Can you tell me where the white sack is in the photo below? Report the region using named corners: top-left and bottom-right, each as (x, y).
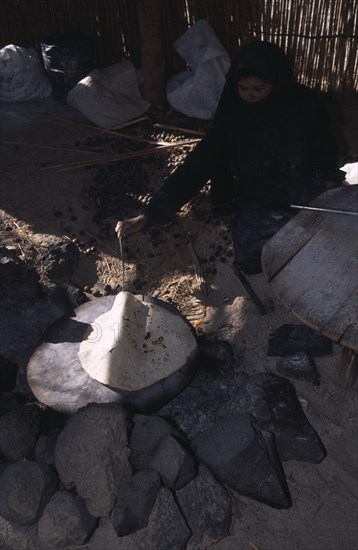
top-left (167, 20), bottom-right (231, 119)
top-left (67, 60), bottom-right (150, 128)
top-left (78, 291), bottom-right (197, 391)
top-left (0, 44), bottom-right (52, 103)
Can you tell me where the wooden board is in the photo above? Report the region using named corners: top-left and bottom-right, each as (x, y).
top-left (262, 186), bottom-right (358, 351)
top-left (262, 186), bottom-right (358, 282)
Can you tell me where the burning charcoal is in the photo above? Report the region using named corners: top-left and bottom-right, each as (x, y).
top-left (220, 373), bottom-right (326, 463)
top-left (267, 324), bottom-right (332, 357)
top-left (112, 470), bottom-right (161, 536)
top-left (192, 414), bottom-right (291, 509)
top-left (276, 351), bottom-right (320, 385)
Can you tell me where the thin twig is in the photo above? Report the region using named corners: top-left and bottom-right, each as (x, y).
top-left (42, 140), bottom-right (199, 172)
top-left (99, 115), bottom-right (148, 133)
top-left (40, 114), bottom-right (161, 145)
top-left (12, 221), bottom-right (41, 254)
top-left (85, 231), bottom-right (118, 255)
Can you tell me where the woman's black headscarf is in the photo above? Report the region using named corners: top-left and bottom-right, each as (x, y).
top-left (234, 41), bottom-right (294, 93)
top-left (214, 41), bottom-right (296, 120)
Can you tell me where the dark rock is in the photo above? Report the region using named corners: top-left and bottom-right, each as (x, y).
top-left (149, 434), bottom-right (197, 490)
top-left (54, 403), bottom-right (132, 517)
top-left (41, 240), bottom-right (79, 282)
top-left (112, 470), bottom-right (161, 536)
top-left (192, 413), bottom-right (291, 509)
top-left (0, 391), bottom-right (21, 415)
top-left (38, 490), bottom-right (97, 549)
top-left (0, 286), bottom-right (75, 367)
top-left (0, 404), bottom-right (41, 461)
top-left (176, 464), bottom-right (232, 547)
top-left (0, 460), bottom-right (58, 526)
top-left (267, 324), bottom-right (332, 357)
top-left (276, 351), bottom-right (320, 385)
top-left (129, 414), bottom-right (185, 470)
top-left (220, 373), bottom-right (326, 463)
top-left (157, 336), bottom-right (240, 440)
top-left (197, 334), bottom-right (235, 370)
top-left (0, 248), bottom-right (42, 310)
top-left (0, 355), bottom-right (18, 394)
top-left (35, 432), bottom-right (60, 465)
top-left (88, 488), bottom-right (191, 550)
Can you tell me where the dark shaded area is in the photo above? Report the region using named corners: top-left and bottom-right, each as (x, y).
top-left (267, 324), bottom-right (333, 357)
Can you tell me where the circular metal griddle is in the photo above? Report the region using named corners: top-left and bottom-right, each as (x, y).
top-left (27, 295), bottom-right (199, 415)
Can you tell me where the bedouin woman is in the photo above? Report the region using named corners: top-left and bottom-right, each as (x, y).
top-left (115, 41), bottom-right (345, 274)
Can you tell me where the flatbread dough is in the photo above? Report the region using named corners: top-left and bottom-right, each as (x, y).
top-left (78, 292), bottom-right (197, 391)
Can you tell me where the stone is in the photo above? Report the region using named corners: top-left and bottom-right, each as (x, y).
top-left (35, 432), bottom-right (60, 465)
top-left (220, 373), bottom-right (326, 463)
top-left (129, 414), bottom-right (186, 470)
top-left (149, 434), bottom-right (197, 490)
top-left (276, 351), bottom-right (320, 385)
top-left (192, 413), bottom-right (291, 509)
top-left (88, 488), bottom-right (191, 550)
top-left (197, 334), bottom-right (235, 370)
top-left (157, 336), bottom-right (240, 440)
top-left (0, 287), bottom-right (75, 369)
top-left (0, 355), bottom-right (18, 394)
top-left (37, 490), bottom-right (97, 549)
top-left (0, 248), bottom-right (42, 310)
top-left (0, 392), bottom-right (22, 415)
top-left (41, 240), bottom-right (79, 282)
top-left (267, 324), bottom-right (332, 357)
top-left (0, 460), bottom-right (58, 526)
top-left (54, 403), bottom-right (132, 517)
top-left (176, 464), bottom-right (232, 547)
top-left (112, 470), bottom-right (161, 536)
top-left (0, 404), bottom-right (41, 461)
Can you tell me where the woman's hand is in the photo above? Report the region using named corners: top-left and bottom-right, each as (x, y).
top-left (115, 214), bottom-right (148, 238)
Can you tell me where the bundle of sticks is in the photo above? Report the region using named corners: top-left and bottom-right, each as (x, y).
top-left (0, 116), bottom-right (205, 172)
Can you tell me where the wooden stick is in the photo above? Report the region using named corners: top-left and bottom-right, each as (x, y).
top-left (232, 263), bottom-right (267, 315)
top-left (42, 140), bottom-right (199, 171)
top-left (186, 233), bottom-right (208, 297)
top-left (154, 123), bottom-right (206, 136)
top-left (99, 116), bottom-right (148, 133)
top-left (41, 114), bottom-right (157, 144)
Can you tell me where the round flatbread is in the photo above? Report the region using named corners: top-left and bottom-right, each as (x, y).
top-left (78, 291), bottom-right (197, 391)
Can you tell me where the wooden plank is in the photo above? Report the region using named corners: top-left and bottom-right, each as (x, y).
top-left (269, 207), bottom-right (358, 341)
top-left (262, 186), bottom-right (358, 282)
top-left (321, 292), bottom-right (358, 344)
top-left (337, 348), bottom-right (358, 388)
top-left (341, 318), bottom-right (358, 352)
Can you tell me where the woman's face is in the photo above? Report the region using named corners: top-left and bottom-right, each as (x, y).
top-left (237, 76), bottom-right (273, 103)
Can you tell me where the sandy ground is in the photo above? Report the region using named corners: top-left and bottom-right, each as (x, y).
top-left (0, 97), bottom-right (357, 550)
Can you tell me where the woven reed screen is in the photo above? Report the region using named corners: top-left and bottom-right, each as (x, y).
top-left (1, 0), bottom-right (357, 97)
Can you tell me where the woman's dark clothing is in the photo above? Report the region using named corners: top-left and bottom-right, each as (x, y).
top-left (143, 42), bottom-right (345, 273)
